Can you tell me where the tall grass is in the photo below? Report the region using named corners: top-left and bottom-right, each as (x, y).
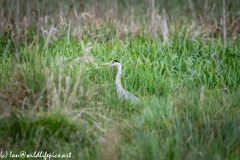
top-left (0, 0), bottom-right (240, 160)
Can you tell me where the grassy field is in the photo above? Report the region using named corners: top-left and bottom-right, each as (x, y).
top-left (0, 0), bottom-right (240, 160)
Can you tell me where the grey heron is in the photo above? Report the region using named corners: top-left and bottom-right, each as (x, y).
top-left (101, 60), bottom-right (139, 102)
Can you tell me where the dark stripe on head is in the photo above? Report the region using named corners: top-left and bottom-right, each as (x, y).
top-left (112, 60), bottom-right (119, 63)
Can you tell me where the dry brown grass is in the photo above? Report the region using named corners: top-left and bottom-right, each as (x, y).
top-left (1, 0), bottom-right (239, 43)
top-left (99, 128), bottom-right (122, 160)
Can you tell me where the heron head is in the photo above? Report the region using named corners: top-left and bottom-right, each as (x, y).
top-left (101, 60), bottom-right (120, 67)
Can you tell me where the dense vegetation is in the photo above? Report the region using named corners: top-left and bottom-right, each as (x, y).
top-left (0, 0), bottom-right (240, 159)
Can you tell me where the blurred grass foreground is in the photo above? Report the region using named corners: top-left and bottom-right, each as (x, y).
top-left (0, 0), bottom-right (240, 160)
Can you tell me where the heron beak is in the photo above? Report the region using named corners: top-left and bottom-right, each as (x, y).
top-left (101, 62), bottom-right (112, 66)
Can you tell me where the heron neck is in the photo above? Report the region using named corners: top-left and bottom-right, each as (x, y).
top-left (116, 64), bottom-right (123, 92)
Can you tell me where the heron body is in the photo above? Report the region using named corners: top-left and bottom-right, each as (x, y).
top-left (101, 60), bottom-right (139, 102)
